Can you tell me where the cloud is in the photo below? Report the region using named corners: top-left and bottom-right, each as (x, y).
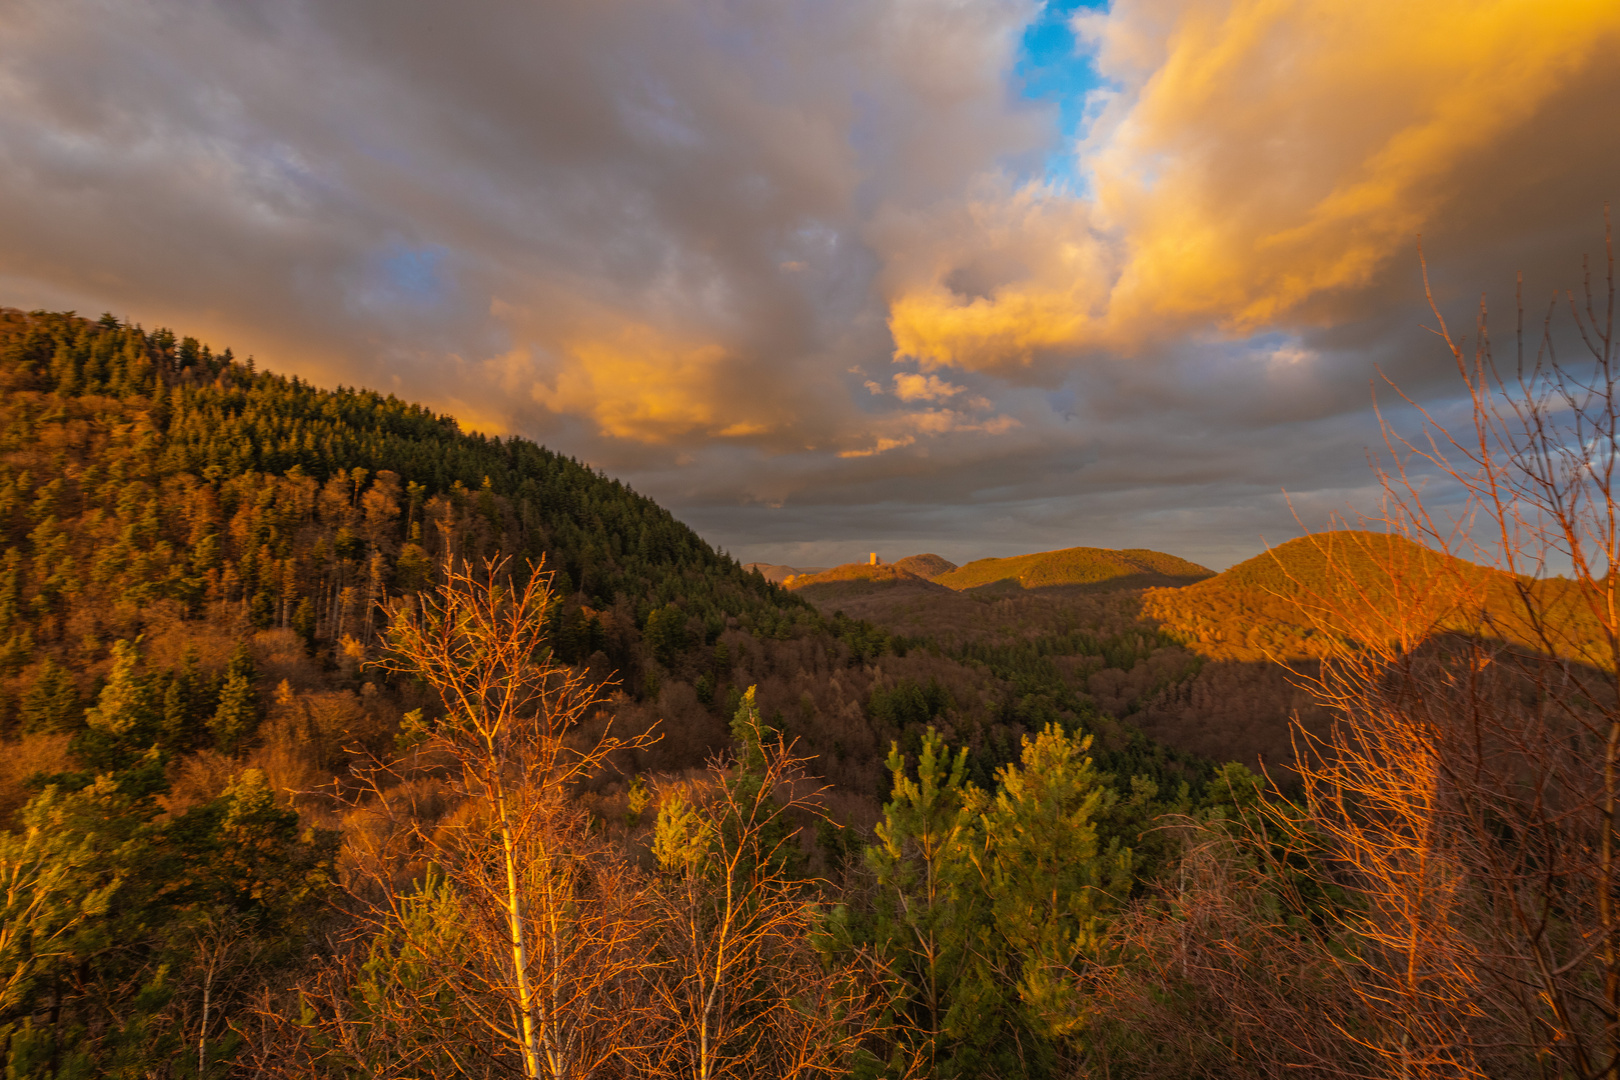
top-left (836, 405), bottom-right (1021, 457)
top-left (862, 371), bottom-right (966, 402)
top-left (884, 0), bottom-right (1620, 371)
top-left (894, 372), bottom-right (957, 401)
top-left (531, 324), bottom-right (735, 443)
top-left (839, 436), bottom-right (916, 459)
top-left (0, 0), bottom-right (1615, 569)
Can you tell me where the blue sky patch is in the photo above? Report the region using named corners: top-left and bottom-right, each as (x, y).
top-left (1013, 0), bottom-right (1110, 189)
top-left (376, 244), bottom-right (449, 307)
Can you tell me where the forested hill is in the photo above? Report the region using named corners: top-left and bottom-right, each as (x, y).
top-left (0, 307), bottom-right (1242, 1077)
top-left (0, 306), bottom-right (1210, 795)
top-left (934, 545), bottom-right (1213, 593)
top-left (0, 307), bottom-right (796, 675)
top-left (1142, 531), bottom-right (1606, 665)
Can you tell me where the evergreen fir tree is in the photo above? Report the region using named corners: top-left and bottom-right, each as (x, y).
top-left (83, 639), bottom-right (156, 740)
top-left (209, 644), bottom-right (259, 753)
top-left (20, 659), bottom-right (81, 734)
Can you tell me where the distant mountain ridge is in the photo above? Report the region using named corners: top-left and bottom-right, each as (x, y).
top-left (746, 554), bottom-right (956, 585)
top-left (780, 561), bottom-right (948, 601)
top-left (1144, 532), bottom-right (1466, 662)
top-left (933, 546), bottom-right (1214, 593)
top-left (780, 545), bottom-right (1211, 598)
top-left (893, 553), bottom-right (957, 577)
top-left (742, 562), bottom-right (829, 584)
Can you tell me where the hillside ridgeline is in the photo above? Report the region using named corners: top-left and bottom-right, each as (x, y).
top-left (741, 561), bottom-right (828, 583)
top-left (1143, 531), bottom-right (1605, 665)
top-left (893, 552), bottom-right (957, 577)
top-left (794, 536), bottom-right (1569, 776)
top-left (748, 554), bottom-right (954, 587)
top-left (783, 560), bottom-right (952, 600)
top-left (934, 545), bottom-right (1214, 593)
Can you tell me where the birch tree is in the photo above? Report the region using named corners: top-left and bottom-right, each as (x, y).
top-left (337, 555), bottom-right (657, 1080)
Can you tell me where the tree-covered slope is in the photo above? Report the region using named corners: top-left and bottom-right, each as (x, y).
top-left (1142, 532), bottom-right (1489, 662)
top-left (0, 308), bottom-right (801, 691)
top-left (1142, 531), bottom-right (1606, 665)
top-left (0, 309), bottom-right (1245, 1078)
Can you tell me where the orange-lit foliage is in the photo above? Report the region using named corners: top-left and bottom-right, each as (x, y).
top-left (1197, 228), bottom-right (1620, 1076)
top-left (784, 562), bottom-right (949, 604)
top-left (1143, 530), bottom-right (1608, 666)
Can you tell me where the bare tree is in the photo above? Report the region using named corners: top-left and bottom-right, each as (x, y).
top-left (1275, 217), bottom-right (1620, 1078)
top-left (265, 556), bottom-right (659, 1080)
top-left (645, 688), bottom-right (884, 1080)
top-left (1085, 800), bottom-right (1380, 1080)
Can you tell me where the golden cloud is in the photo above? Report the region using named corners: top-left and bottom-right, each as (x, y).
top-left (531, 323), bottom-right (745, 443)
top-left (837, 407), bottom-right (1021, 457)
top-left (838, 435), bottom-right (917, 459)
top-left (888, 0), bottom-right (1620, 371)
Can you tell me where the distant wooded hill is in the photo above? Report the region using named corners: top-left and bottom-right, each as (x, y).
top-left (743, 553), bottom-right (959, 585)
top-left (1143, 531), bottom-right (1606, 666)
top-left (936, 546), bottom-right (1213, 592)
top-left (781, 561), bottom-right (948, 600)
top-left (893, 553), bottom-right (957, 577)
top-left (783, 544), bottom-right (1212, 599)
top-left (741, 562), bottom-right (829, 584)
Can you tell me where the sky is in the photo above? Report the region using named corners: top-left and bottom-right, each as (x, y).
top-left (2, 0), bottom-right (1618, 571)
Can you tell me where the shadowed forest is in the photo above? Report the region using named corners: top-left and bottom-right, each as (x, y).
top-left (5, 292), bottom-right (1620, 1079)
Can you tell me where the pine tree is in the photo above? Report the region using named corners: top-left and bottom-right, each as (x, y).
top-left (84, 639), bottom-right (158, 739)
top-left (292, 596), bottom-right (316, 648)
top-left (160, 649), bottom-right (210, 750)
top-left (20, 660), bottom-right (81, 734)
top-left (866, 727), bottom-right (983, 1075)
top-left (978, 725), bottom-right (1129, 1050)
top-left (864, 724), bottom-right (1130, 1077)
top-left (643, 603), bottom-right (687, 666)
top-left (209, 644), bottom-right (259, 753)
